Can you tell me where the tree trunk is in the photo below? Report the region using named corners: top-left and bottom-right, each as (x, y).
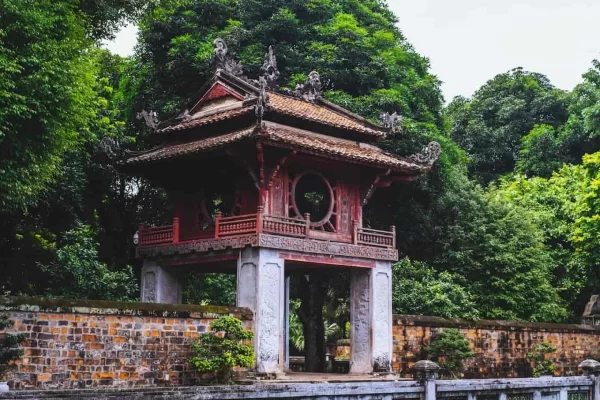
top-left (297, 271), bottom-right (329, 373)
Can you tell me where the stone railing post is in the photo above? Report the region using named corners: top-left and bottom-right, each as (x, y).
top-left (412, 360), bottom-right (440, 400)
top-left (579, 359), bottom-right (600, 400)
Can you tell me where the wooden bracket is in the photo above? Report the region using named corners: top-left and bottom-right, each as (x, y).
top-left (267, 150), bottom-right (297, 189)
top-left (361, 168), bottom-right (391, 206)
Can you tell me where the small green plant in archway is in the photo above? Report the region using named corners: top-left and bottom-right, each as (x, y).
top-left (426, 328), bottom-right (474, 378)
top-left (189, 316), bottom-right (254, 384)
top-left (527, 342), bottom-right (557, 377)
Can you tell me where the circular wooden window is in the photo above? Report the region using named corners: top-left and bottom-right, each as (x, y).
top-left (291, 171), bottom-right (334, 228)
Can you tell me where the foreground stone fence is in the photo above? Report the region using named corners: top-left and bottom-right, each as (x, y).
top-left (0, 297), bottom-right (253, 390)
top-left (1, 360), bottom-right (599, 400)
top-left (393, 315), bottom-right (600, 378)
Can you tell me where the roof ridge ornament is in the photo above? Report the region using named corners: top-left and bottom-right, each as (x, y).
top-left (255, 76), bottom-right (270, 122)
top-left (294, 71), bottom-right (322, 102)
top-left (214, 38), bottom-right (244, 77)
top-left (380, 112), bottom-right (403, 135)
top-left (261, 45), bottom-right (280, 90)
top-left (409, 141), bottom-right (441, 165)
top-left (136, 110), bottom-right (159, 131)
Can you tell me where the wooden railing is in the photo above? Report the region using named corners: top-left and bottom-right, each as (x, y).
top-left (263, 214), bottom-right (310, 238)
top-left (138, 223), bottom-right (174, 246)
top-left (215, 212), bottom-right (258, 238)
top-left (353, 223), bottom-right (395, 249)
top-left (138, 211), bottom-right (396, 250)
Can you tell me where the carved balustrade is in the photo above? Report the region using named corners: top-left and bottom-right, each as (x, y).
top-left (354, 225), bottom-right (395, 249)
top-left (215, 212), bottom-right (258, 238)
top-left (138, 224), bottom-right (174, 246)
top-left (262, 214), bottom-right (310, 238)
top-left (137, 211), bottom-right (396, 251)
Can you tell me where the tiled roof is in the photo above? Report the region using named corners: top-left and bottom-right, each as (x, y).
top-left (156, 106), bottom-right (254, 134)
top-left (124, 128), bottom-right (254, 164)
top-left (260, 125), bottom-right (426, 173)
top-left (155, 93), bottom-right (386, 138)
top-left (125, 124), bottom-right (425, 173)
top-left (268, 93), bottom-right (385, 137)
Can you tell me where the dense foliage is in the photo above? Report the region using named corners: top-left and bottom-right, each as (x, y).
top-left (189, 316), bottom-right (254, 383)
top-left (426, 329), bottom-right (473, 378)
top-left (1, 0), bottom-right (600, 330)
top-left (526, 342), bottom-right (557, 377)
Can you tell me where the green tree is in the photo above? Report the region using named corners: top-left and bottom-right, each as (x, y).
top-left (447, 68), bottom-right (569, 183)
top-left (392, 258), bottom-right (479, 319)
top-left (40, 222), bottom-right (138, 301)
top-left (517, 124), bottom-right (563, 177)
top-left (426, 328), bottom-right (473, 378)
top-left (183, 273), bottom-right (236, 306)
top-left (494, 153), bottom-right (600, 319)
top-left (432, 171), bottom-right (568, 322)
top-left (189, 316), bottom-right (254, 383)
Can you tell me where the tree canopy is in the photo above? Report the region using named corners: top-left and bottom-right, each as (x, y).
top-left (1, 0), bottom-right (600, 328)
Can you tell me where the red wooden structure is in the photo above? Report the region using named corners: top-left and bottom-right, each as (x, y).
top-left (123, 42), bottom-right (439, 267)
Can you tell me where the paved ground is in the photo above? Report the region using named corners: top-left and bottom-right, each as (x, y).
top-left (241, 371), bottom-right (411, 384)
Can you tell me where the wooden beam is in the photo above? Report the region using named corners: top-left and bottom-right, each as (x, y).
top-left (267, 150), bottom-right (297, 189)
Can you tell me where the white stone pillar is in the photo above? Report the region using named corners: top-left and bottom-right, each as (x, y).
top-left (350, 268), bottom-right (372, 373)
top-left (237, 248), bottom-right (285, 374)
top-left (350, 261), bottom-right (393, 373)
top-left (140, 260), bottom-right (182, 304)
top-left (372, 261), bottom-right (393, 372)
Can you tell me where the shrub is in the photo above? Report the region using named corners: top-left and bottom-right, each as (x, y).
top-left (0, 315), bottom-right (26, 381)
top-left (527, 342), bottom-right (557, 377)
top-left (426, 328), bottom-right (474, 378)
top-left (189, 316), bottom-right (254, 383)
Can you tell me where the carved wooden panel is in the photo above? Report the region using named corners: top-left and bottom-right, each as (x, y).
top-left (270, 173), bottom-right (286, 217)
top-left (340, 183), bottom-right (352, 235)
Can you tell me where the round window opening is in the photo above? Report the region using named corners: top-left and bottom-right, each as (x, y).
top-left (292, 171), bottom-right (334, 226)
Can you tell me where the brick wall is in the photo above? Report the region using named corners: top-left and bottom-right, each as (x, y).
top-left (0, 297), bottom-right (253, 389)
top-left (392, 315), bottom-right (600, 378)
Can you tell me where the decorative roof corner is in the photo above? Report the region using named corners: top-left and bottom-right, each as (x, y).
top-left (409, 141), bottom-right (441, 165)
top-left (255, 76), bottom-right (270, 121)
top-left (261, 45), bottom-right (280, 90)
top-left (214, 38), bottom-right (244, 77)
top-left (294, 71), bottom-right (322, 102)
top-left (380, 112), bottom-right (403, 135)
top-left (136, 110), bottom-right (159, 131)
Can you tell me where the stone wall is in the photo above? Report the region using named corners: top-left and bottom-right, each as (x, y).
top-left (0, 297), bottom-right (253, 389)
top-left (392, 314), bottom-right (600, 378)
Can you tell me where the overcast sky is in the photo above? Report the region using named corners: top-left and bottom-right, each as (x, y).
top-left (104, 0), bottom-right (600, 102)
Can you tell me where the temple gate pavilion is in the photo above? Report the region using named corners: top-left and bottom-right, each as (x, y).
top-left (122, 39), bottom-right (440, 375)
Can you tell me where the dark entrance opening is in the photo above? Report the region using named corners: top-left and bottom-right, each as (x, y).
top-left (287, 268), bottom-right (350, 373)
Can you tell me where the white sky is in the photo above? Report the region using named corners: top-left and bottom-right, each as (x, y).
top-left (105, 0), bottom-right (600, 101)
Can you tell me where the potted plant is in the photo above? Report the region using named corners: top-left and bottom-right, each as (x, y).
top-left (188, 316), bottom-right (254, 384)
top-left (426, 328), bottom-right (474, 379)
top-left (0, 315), bottom-right (25, 392)
top-left (527, 342), bottom-right (557, 377)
